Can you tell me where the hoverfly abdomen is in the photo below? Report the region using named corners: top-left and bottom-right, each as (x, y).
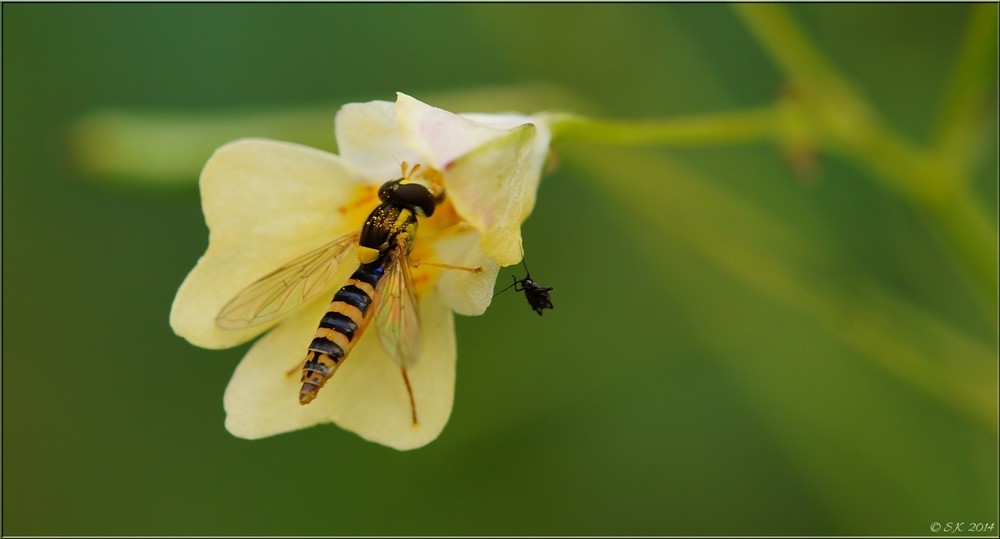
top-left (296, 171), bottom-right (435, 406)
top-left (299, 263), bottom-right (385, 405)
top-left (319, 311), bottom-right (359, 340)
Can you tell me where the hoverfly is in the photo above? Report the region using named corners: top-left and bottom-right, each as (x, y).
top-left (215, 164), bottom-right (468, 425)
top-left (495, 256), bottom-right (553, 316)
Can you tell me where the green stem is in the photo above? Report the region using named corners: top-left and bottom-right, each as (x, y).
top-left (569, 145), bottom-right (998, 432)
top-left (731, 4), bottom-right (851, 91)
top-left (922, 187), bottom-right (1000, 313)
top-left (730, 3), bottom-right (999, 313)
top-left (934, 4), bottom-right (999, 178)
top-left (543, 108), bottom-right (780, 147)
top-left (70, 105), bottom-right (342, 186)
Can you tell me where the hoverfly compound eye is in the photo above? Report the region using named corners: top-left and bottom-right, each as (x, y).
top-left (378, 179), bottom-right (403, 203)
top-left (394, 183), bottom-right (436, 217)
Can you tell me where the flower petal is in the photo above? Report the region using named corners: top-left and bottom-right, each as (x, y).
top-left (397, 92), bottom-right (534, 173)
top-left (223, 288), bottom-right (456, 451)
top-left (170, 138), bottom-right (366, 350)
top-left (442, 124), bottom-right (537, 267)
top-left (335, 100), bottom-right (421, 182)
top-left (461, 112), bottom-right (552, 221)
top-left (222, 291), bottom-right (353, 438)
top-left (431, 228), bottom-right (501, 316)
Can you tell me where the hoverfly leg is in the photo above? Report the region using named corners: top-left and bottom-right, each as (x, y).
top-left (284, 358), bottom-right (306, 378)
top-left (401, 367), bottom-right (419, 427)
top-left (419, 222), bottom-right (471, 244)
top-left (410, 259), bottom-right (483, 273)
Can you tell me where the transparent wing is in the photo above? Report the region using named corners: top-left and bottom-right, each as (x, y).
top-left (374, 243), bottom-right (422, 368)
top-left (216, 233), bottom-right (358, 329)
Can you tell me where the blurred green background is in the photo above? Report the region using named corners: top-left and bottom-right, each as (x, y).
top-left (3, 4), bottom-right (997, 536)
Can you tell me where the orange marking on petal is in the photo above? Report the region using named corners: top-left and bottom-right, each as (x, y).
top-left (337, 184), bottom-right (379, 223)
top-left (412, 273), bottom-right (430, 287)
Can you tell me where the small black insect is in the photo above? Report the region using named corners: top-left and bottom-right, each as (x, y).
top-left (495, 257), bottom-right (554, 316)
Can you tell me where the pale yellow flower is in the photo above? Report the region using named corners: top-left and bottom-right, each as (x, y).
top-left (170, 93), bottom-right (551, 450)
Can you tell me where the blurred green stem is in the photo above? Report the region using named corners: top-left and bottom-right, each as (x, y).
top-left (934, 3), bottom-right (999, 177)
top-left (544, 108), bottom-right (779, 146)
top-left (568, 145), bottom-right (999, 433)
top-left (548, 5), bottom-right (998, 314)
top-left (734, 3), bottom-right (998, 314)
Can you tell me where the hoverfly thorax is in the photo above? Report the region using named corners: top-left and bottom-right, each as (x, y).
top-left (359, 177), bottom-right (438, 262)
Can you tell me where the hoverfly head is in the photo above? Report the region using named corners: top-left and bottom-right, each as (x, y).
top-left (379, 161), bottom-right (438, 216)
top-left (393, 183), bottom-right (437, 217)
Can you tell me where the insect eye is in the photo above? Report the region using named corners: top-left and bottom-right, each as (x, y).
top-left (378, 179), bottom-right (402, 202)
top-left (394, 183), bottom-right (436, 217)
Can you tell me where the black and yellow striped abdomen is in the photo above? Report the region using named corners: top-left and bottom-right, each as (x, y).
top-left (297, 179), bottom-right (424, 405)
top-left (299, 262), bottom-right (386, 404)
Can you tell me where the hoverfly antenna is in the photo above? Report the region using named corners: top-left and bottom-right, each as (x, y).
top-left (398, 162), bottom-right (422, 185)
